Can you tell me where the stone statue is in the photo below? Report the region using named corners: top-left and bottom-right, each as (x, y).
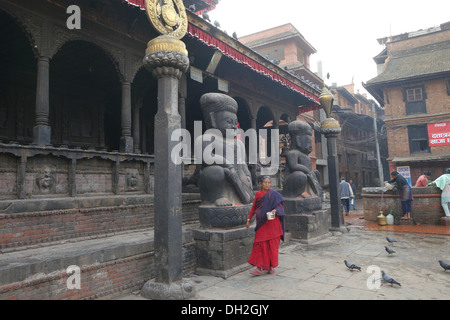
top-left (283, 120), bottom-right (322, 203)
top-left (195, 93), bottom-right (254, 227)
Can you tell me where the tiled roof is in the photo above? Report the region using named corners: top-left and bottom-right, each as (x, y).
top-left (366, 40), bottom-right (450, 85)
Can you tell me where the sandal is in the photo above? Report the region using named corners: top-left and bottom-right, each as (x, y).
top-left (250, 269), bottom-right (263, 276)
top-left (269, 267), bottom-right (275, 274)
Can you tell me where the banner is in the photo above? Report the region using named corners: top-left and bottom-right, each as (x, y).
top-left (428, 122), bottom-right (450, 147)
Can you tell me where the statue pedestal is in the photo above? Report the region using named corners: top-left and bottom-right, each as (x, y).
top-left (193, 226), bottom-right (254, 278)
top-left (284, 198), bottom-right (331, 243)
top-left (198, 204), bottom-right (251, 228)
top-left (283, 197), bottom-right (322, 213)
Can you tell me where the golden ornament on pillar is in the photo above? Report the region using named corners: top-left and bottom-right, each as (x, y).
top-left (319, 86), bottom-right (334, 118)
top-left (145, 0), bottom-right (188, 39)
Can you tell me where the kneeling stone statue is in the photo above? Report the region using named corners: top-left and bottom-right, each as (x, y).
top-left (283, 120), bottom-right (322, 211)
top-left (195, 93), bottom-right (254, 228)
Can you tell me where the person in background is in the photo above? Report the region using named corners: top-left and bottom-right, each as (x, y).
top-left (340, 177), bottom-right (354, 216)
top-left (246, 175), bottom-right (285, 275)
top-left (431, 168), bottom-right (450, 219)
top-left (415, 171), bottom-right (431, 187)
top-left (349, 179), bottom-right (357, 210)
top-left (386, 170), bottom-right (413, 220)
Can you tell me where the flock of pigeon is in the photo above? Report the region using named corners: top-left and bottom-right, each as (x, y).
top-left (344, 236), bottom-right (450, 287)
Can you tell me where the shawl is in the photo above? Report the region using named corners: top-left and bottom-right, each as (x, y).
top-left (255, 188), bottom-right (285, 241)
top-left (435, 174), bottom-right (450, 191)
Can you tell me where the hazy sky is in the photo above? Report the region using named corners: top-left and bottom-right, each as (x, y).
top-left (207, 0), bottom-right (450, 98)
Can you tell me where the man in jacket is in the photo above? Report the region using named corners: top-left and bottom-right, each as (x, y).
top-left (340, 177), bottom-right (354, 216)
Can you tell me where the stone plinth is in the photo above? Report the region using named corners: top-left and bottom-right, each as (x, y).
top-left (141, 279), bottom-right (195, 300)
top-left (284, 208), bottom-right (331, 243)
top-left (193, 226), bottom-right (254, 278)
top-left (283, 198), bottom-right (322, 214)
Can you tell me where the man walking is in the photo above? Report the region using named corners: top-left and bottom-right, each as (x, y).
top-left (340, 177), bottom-right (354, 216)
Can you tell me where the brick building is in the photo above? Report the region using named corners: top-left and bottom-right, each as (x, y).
top-left (364, 21), bottom-right (450, 183)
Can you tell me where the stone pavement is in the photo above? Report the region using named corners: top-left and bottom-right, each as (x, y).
top-left (119, 226), bottom-right (450, 300)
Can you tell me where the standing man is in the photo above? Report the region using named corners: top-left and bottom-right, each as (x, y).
top-left (349, 179), bottom-right (357, 210)
top-left (340, 177), bottom-right (354, 216)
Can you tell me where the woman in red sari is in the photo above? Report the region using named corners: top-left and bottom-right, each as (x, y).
top-left (246, 175), bottom-right (285, 276)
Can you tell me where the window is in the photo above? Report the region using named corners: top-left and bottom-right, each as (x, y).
top-left (404, 86), bottom-right (426, 115)
top-left (406, 87), bottom-right (423, 102)
top-left (408, 125), bottom-right (430, 154)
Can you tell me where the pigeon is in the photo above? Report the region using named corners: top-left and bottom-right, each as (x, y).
top-left (438, 260), bottom-right (450, 272)
top-left (214, 20), bottom-right (221, 28)
top-left (202, 12), bottom-right (211, 22)
top-left (385, 246), bottom-right (396, 255)
top-left (386, 236), bottom-right (397, 245)
top-left (381, 270), bottom-right (401, 286)
top-left (232, 32), bottom-right (238, 40)
top-left (188, 4), bottom-right (196, 12)
top-left (344, 260), bottom-right (361, 271)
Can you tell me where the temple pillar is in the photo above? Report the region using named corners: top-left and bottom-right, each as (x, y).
top-left (120, 81), bottom-right (133, 153)
top-left (33, 56), bottom-right (51, 146)
top-left (140, 35), bottom-right (194, 300)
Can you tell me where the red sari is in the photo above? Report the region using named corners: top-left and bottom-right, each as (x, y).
top-left (247, 189), bottom-right (284, 271)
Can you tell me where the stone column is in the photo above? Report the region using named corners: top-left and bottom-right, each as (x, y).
top-left (140, 35), bottom-right (194, 300)
top-left (323, 122), bottom-right (342, 229)
top-left (133, 103), bottom-right (141, 153)
top-left (319, 86), bottom-right (346, 232)
top-left (120, 81), bottom-right (133, 153)
top-left (33, 56), bottom-right (51, 146)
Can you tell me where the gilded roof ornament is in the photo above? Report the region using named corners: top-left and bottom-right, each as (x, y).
top-left (145, 0), bottom-right (188, 39)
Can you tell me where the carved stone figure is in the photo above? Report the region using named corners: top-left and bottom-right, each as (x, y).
top-left (36, 166), bottom-right (55, 194)
top-left (195, 93), bottom-right (254, 227)
top-left (283, 121), bottom-right (322, 210)
top-left (127, 171), bottom-right (139, 191)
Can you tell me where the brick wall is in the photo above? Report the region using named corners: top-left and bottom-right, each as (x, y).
top-left (0, 236), bottom-right (197, 300)
top-left (387, 29), bottom-right (450, 54)
top-left (362, 187), bottom-right (445, 225)
top-left (0, 194), bottom-right (201, 252)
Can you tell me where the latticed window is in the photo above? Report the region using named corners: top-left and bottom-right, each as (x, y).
top-left (406, 87), bottom-right (423, 102)
top-left (404, 86), bottom-right (426, 115)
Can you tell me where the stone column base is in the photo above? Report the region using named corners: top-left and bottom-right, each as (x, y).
top-left (120, 136), bottom-right (134, 153)
top-left (284, 208), bottom-right (332, 244)
top-left (33, 125), bottom-right (51, 146)
top-left (193, 226), bottom-right (254, 278)
top-left (141, 279), bottom-right (196, 300)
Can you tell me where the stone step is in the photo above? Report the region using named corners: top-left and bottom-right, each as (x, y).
top-left (0, 227), bottom-right (197, 300)
top-left (0, 193), bottom-right (200, 253)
